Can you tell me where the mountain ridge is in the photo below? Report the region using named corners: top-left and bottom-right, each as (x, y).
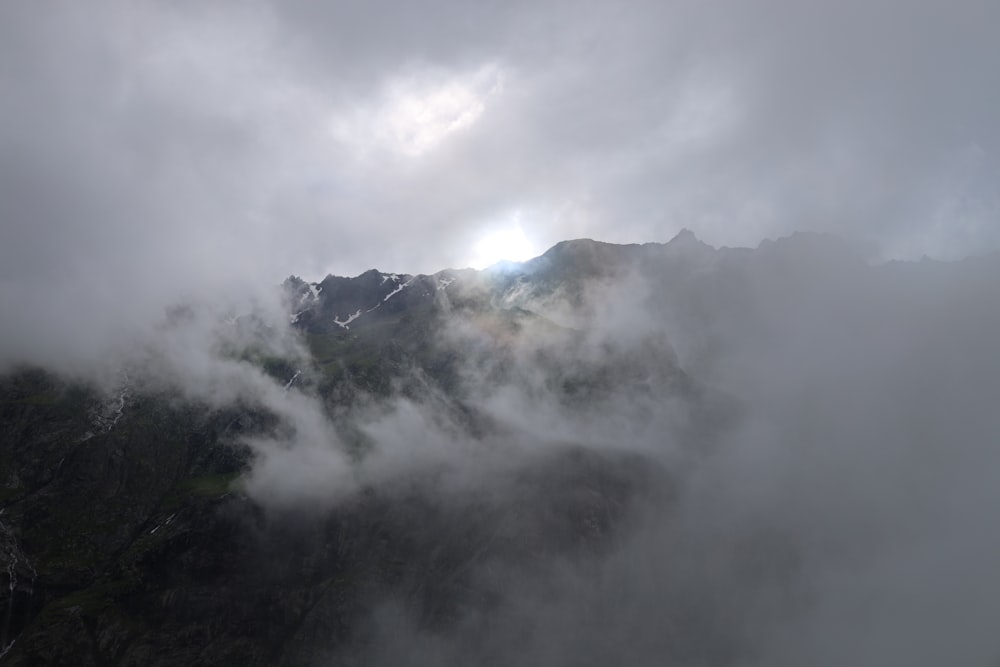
top-left (1, 231), bottom-right (999, 665)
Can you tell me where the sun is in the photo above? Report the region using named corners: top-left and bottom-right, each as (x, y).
top-left (467, 225), bottom-right (538, 269)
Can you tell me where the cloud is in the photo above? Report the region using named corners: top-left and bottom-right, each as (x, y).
top-left (331, 63), bottom-right (503, 158)
top-left (3, 4), bottom-right (998, 658)
top-left (307, 240), bottom-right (1000, 665)
top-left (2, 0), bottom-right (999, 368)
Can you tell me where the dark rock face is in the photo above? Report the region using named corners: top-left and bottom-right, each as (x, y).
top-left (0, 237), bottom-right (722, 665)
top-left (0, 371), bottom-right (255, 664)
top-left (0, 365), bottom-right (672, 665)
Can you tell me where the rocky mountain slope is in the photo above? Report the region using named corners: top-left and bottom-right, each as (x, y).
top-left (1, 231), bottom-right (998, 665)
top-left (0, 232), bottom-right (726, 665)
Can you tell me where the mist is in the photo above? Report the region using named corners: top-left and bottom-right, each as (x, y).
top-left (99, 233), bottom-right (993, 665)
top-left (283, 237), bottom-right (1000, 666)
top-left (2, 0), bottom-right (999, 662)
top-left (1, 229), bottom-right (999, 664)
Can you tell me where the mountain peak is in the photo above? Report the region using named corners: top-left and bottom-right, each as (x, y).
top-left (667, 228), bottom-right (702, 246)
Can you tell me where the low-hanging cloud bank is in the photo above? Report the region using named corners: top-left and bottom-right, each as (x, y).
top-left (2, 226), bottom-right (999, 663)
top-left (639, 242), bottom-right (1000, 665)
top-left (308, 239), bottom-right (1000, 665)
top-left (119, 234), bottom-right (995, 665)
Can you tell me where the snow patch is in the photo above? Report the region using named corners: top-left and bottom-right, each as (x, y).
top-left (334, 309), bottom-right (362, 329)
top-left (149, 512), bottom-right (177, 535)
top-left (383, 277), bottom-right (414, 302)
top-left (283, 370), bottom-right (302, 391)
top-left (290, 284), bottom-right (322, 323)
top-left (88, 372), bottom-right (130, 435)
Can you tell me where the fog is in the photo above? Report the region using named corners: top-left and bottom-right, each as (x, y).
top-left (178, 235), bottom-right (1000, 665)
top-left (3, 0), bottom-right (999, 661)
top-left (2, 229), bottom-right (999, 663)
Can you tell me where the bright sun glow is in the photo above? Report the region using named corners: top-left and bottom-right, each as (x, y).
top-left (468, 224), bottom-right (538, 269)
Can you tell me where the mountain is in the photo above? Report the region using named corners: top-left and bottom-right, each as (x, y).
top-left (1, 231), bottom-right (998, 665)
top-left (0, 231), bottom-right (726, 665)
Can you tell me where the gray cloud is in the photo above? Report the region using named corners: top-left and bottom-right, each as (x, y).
top-left (1, 0), bottom-right (998, 370)
top-left (3, 5), bottom-right (999, 661)
top-left (316, 241), bottom-right (1000, 666)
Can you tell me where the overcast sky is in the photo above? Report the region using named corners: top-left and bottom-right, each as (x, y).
top-left (2, 0), bottom-right (999, 359)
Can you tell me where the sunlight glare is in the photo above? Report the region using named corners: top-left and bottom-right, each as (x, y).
top-left (468, 224), bottom-right (538, 269)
